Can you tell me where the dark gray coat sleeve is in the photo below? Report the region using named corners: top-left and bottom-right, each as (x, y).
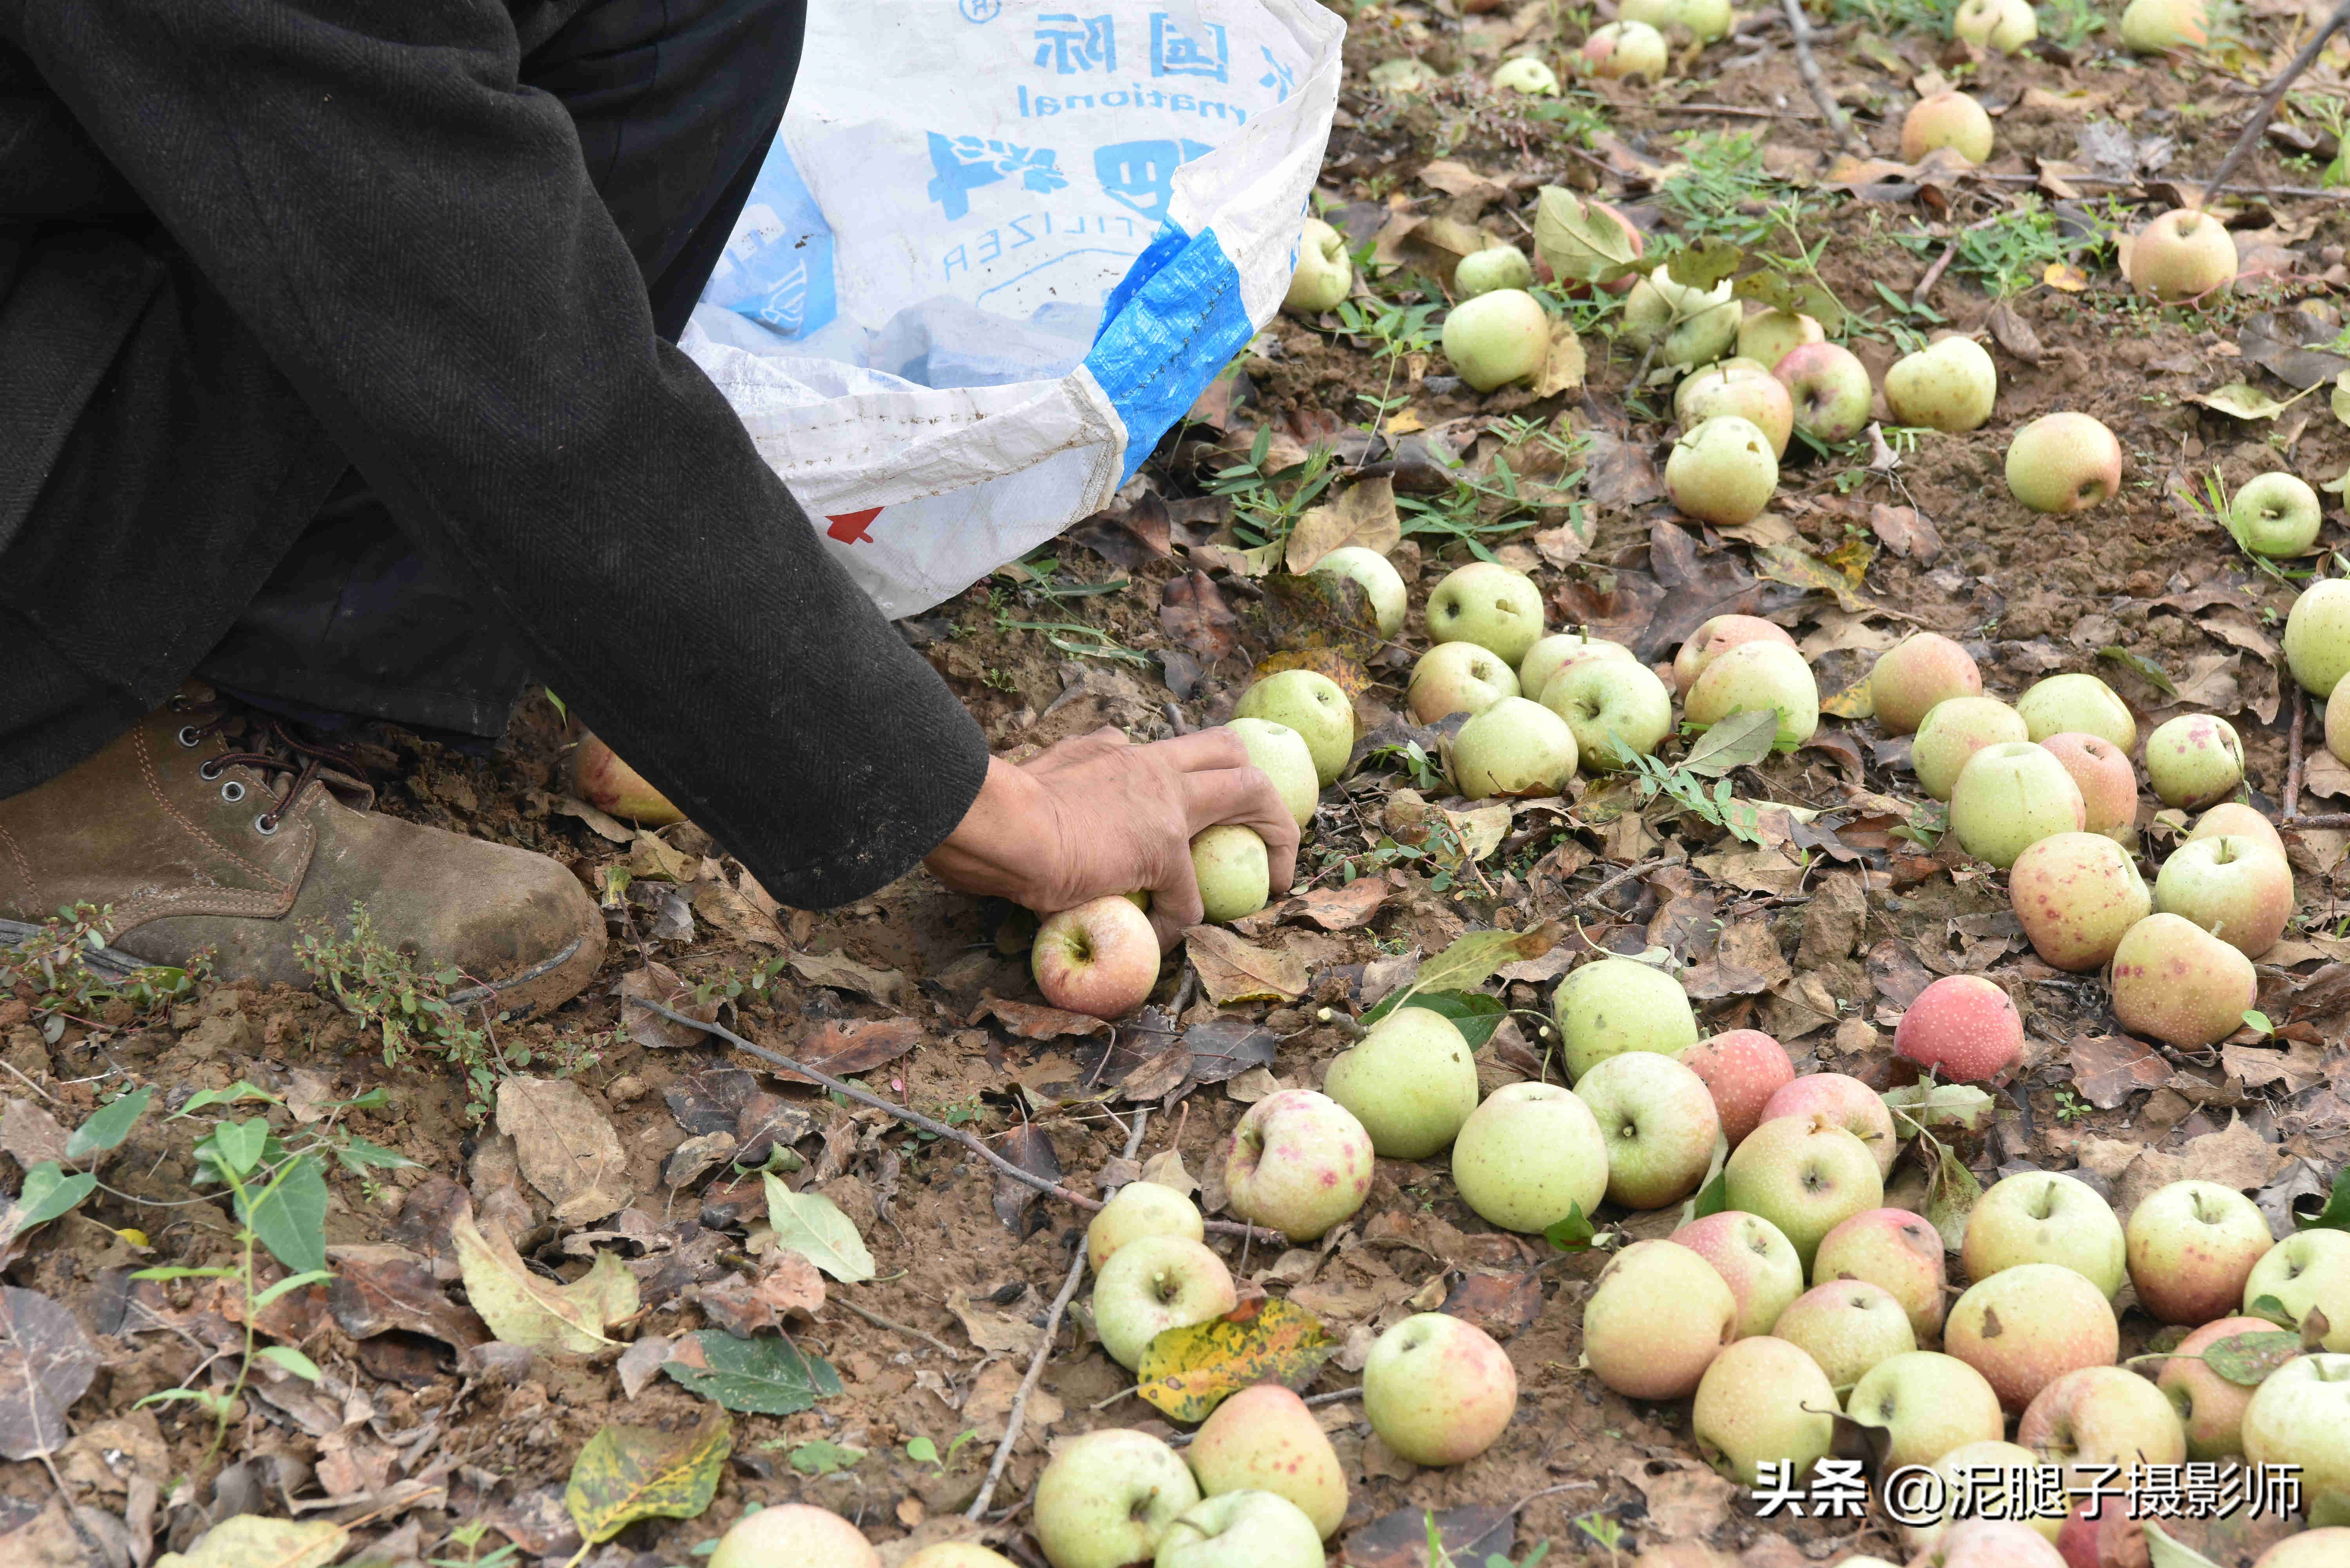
top-left (5, 0), bottom-right (991, 907)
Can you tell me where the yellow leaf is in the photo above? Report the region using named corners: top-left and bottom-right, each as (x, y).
top-left (1251, 646), bottom-right (1373, 697)
top-left (2044, 261), bottom-right (2089, 292)
top-left (566, 1408), bottom-right (732, 1548)
top-left (1755, 542), bottom-right (1875, 613)
top-left (1819, 671), bottom-right (1875, 719)
top-left (450, 1210), bottom-right (635, 1355)
top-left (1136, 1297), bottom-right (1337, 1423)
top-left (155, 1517), bottom-right (347, 1568)
top-left (1382, 406), bottom-right (1426, 436)
top-left (1531, 320), bottom-right (1587, 399)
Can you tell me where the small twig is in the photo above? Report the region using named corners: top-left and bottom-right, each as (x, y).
top-left (1575, 856), bottom-right (1663, 912)
top-left (2284, 812), bottom-right (2350, 829)
top-left (1913, 214), bottom-right (2006, 310)
top-left (0, 1055), bottom-right (60, 1104)
top-left (1303, 1387), bottom-right (1363, 1407)
top-left (835, 1295), bottom-right (965, 1362)
top-left (1972, 170), bottom-right (2350, 200)
top-left (967, 1109), bottom-right (1151, 1521)
top-left (1779, 0), bottom-right (1868, 157)
top-left (2204, 0), bottom-right (2350, 207)
top-left (1653, 101), bottom-right (1813, 121)
top-left (2287, 690), bottom-right (2307, 820)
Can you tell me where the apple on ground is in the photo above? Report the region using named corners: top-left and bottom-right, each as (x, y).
top-left (1441, 288), bottom-right (1551, 392)
top-left (1623, 266), bottom-right (1740, 369)
top-left (2056, 1498), bottom-right (2143, 1568)
top-left (1673, 614), bottom-right (1797, 694)
top-left (1815, 1208), bottom-right (1949, 1343)
top-left (2334, 677), bottom-right (2350, 768)
top-left (1186, 1385), bottom-right (1348, 1538)
top-left (1361, 1313), bottom-right (1518, 1466)
top-left (1367, 57), bottom-right (1434, 92)
top-left (2016, 1364), bottom-right (2188, 1486)
top-left (1283, 218), bottom-right (1352, 315)
top-left (1154, 1491), bottom-right (1323, 1568)
top-left (1773, 341), bottom-right (1874, 444)
top-left (1950, 740), bottom-right (2087, 868)
top-left (1033, 1429), bottom-right (1201, 1568)
top-left (2155, 832), bottom-right (2293, 958)
top-left (1738, 307), bottom-right (1824, 369)
top-left (2007, 833), bottom-right (2151, 974)
top-left (1574, 1049), bottom-right (1722, 1209)
top-left (1846, 1351), bottom-right (2005, 1470)
top-left (2232, 471), bottom-right (2323, 557)
top-left (1685, 638), bottom-right (1820, 749)
top-left (1884, 336), bottom-right (1998, 432)
top-left (1553, 956), bottom-right (1699, 1080)
top-left (2254, 1530), bottom-right (2350, 1568)
top-left (1220, 1090), bottom-right (1374, 1242)
top-left (2017, 672), bottom-right (2137, 751)
top-left (710, 1507), bottom-right (881, 1568)
top-left (1306, 546), bottom-right (1406, 636)
top-left (2127, 206), bottom-right (2235, 300)
top-left (1519, 632), bottom-right (1632, 701)
top-left (1722, 1114), bottom-right (1885, 1271)
top-left (1912, 695), bottom-right (2030, 800)
top-left (1542, 656), bottom-right (1674, 770)
top-left (573, 733), bottom-right (685, 826)
top-left (1091, 1233), bottom-right (1237, 1370)
top-left (1675, 358), bottom-right (1795, 457)
top-left (1900, 92), bottom-right (1994, 164)
top-left (1773, 1279), bottom-right (1917, 1389)
top-left (1953, 0), bottom-right (2037, 51)
top-left (1427, 560), bottom-right (1547, 668)
top-left (2006, 413), bottom-right (2124, 514)
top-left (2285, 577), bottom-right (2350, 697)
top-left (2240, 1353), bottom-right (2350, 1525)
top-left (1904, 1442), bottom-right (2071, 1553)
top-left (1455, 244), bottom-right (1536, 300)
top-left (1489, 56), bottom-right (1559, 95)
top-left (1894, 970), bottom-right (2032, 1094)
top-left (2111, 912), bottom-right (2258, 1050)
top-left (1691, 1335), bottom-right (1840, 1485)
top-left (2243, 1229), bottom-right (2350, 1351)
top-left (1944, 1263), bottom-right (2120, 1412)
top-left (1674, 1210), bottom-right (1806, 1339)
top-left (1758, 1073), bottom-right (1898, 1176)
top-left (2158, 1315), bottom-right (2286, 1459)
top-left (1665, 414), bottom-right (1779, 527)
top-left (1191, 826), bottom-right (1269, 923)
top-left (1870, 632), bottom-right (1983, 735)
top-left (1225, 718), bottom-right (1320, 829)
top-left (1322, 1005), bottom-right (1479, 1160)
top-left (2144, 713), bottom-right (2246, 809)
top-left (2039, 732), bottom-right (2138, 838)
top-left (2191, 801), bottom-right (2287, 860)
top-left (1033, 895), bottom-right (1164, 1021)
top-left (1408, 640), bottom-right (1519, 724)
top-left (1086, 1180), bottom-right (1204, 1270)
top-left (1918, 1520), bottom-right (2068, 1566)
top-left (1621, 0), bottom-right (1733, 40)
top-left (1676, 1028), bottom-right (1795, 1144)
top-left (1235, 669), bottom-right (1354, 786)
top-left (1452, 1082), bottom-right (1608, 1234)
top-left (1583, 1239), bottom-right (1738, 1399)
top-left (1576, 20), bottom-right (1668, 79)
top-left (902, 1546), bottom-right (1018, 1568)
top-left (2128, 1179), bottom-right (2274, 1327)
top-left (1963, 1170), bottom-right (2127, 1299)
top-left (1450, 696), bottom-right (1578, 798)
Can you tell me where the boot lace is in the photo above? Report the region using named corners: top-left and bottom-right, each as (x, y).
top-left (170, 695), bottom-right (369, 836)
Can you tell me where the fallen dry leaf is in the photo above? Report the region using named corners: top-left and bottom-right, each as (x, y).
top-left (1161, 570), bottom-right (1240, 661)
top-left (1185, 927), bottom-right (1310, 1005)
top-left (497, 1077), bottom-right (633, 1226)
top-left (772, 1017), bottom-right (924, 1085)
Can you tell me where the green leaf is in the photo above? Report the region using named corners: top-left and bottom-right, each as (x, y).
top-left (1679, 708), bottom-right (1779, 778)
top-left (153, 1515), bottom-right (348, 1568)
top-left (2297, 1163), bottom-right (2350, 1231)
top-left (1881, 1082), bottom-right (1997, 1137)
top-left (1663, 236), bottom-right (1744, 291)
top-left (1542, 1203), bottom-right (1597, 1252)
top-left (761, 1178), bottom-right (876, 1283)
top-left (662, 1330), bottom-right (842, 1415)
top-left (788, 1440), bottom-right (865, 1476)
top-left (1364, 921), bottom-right (1566, 1026)
top-left (1531, 186), bottom-right (1644, 285)
top-left (2241, 1009), bottom-right (2275, 1038)
top-left (1397, 990), bottom-right (1507, 1048)
top-left (1730, 267), bottom-right (1847, 336)
top-left (2142, 1521), bottom-right (2227, 1568)
top-left (171, 1081), bottom-right (282, 1118)
top-left (255, 1345), bottom-right (322, 1383)
top-left (1678, 1131), bottom-right (1731, 1228)
top-left (565, 1408), bottom-right (731, 1547)
top-left (1925, 1140), bottom-right (1983, 1253)
top-left (2197, 1329), bottom-right (2303, 1387)
top-left (251, 1269), bottom-right (335, 1308)
top-left (203, 1118), bottom-right (269, 1179)
top-left (332, 1135), bottom-right (418, 1172)
top-left (906, 1435), bottom-right (940, 1465)
top-left (66, 1087), bottom-right (152, 1160)
top-left (243, 1155), bottom-right (329, 1275)
top-left (14, 1163), bottom-right (95, 1228)
top-left (2098, 645), bottom-right (2179, 697)
top-left (2249, 1292), bottom-right (2295, 1328)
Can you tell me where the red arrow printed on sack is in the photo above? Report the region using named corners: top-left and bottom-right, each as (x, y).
top-left (824, 507), bottom-right (882, 544)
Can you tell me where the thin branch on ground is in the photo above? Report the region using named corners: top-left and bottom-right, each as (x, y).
top-left (1914, 214), bottom-right (2005, 309)
top-left (1779, 0), bottom-right (1869, 156)
top-left (2288, 691), bottom-right (2307, 820)
top-left (2283, 812), bottom-right (2350, 828)
top-left (2204, 0), bottom-right (2350, 206)
top-left (834, 1295), bottom-right (965, 1361)
top-left (1575, 856), bottom-right (1664, 912)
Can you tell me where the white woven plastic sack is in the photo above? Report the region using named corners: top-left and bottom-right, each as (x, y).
top-left (682, 0), bottom-right (1344, 618)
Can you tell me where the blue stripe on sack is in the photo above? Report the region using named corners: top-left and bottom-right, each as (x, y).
top-left (1086, 224), bottom-right (1255, 483)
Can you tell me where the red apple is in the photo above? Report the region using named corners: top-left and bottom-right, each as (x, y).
top-left (2016, 1365), bottom-right (2187, 1488)
top-left (1672, 614), bottom-right (1797, 694)
top-left (1815, 1208), bottom-right (1949, 1344)
top-left (1871, 632), bottom-right (1984, 736)
top-left (1032, 896), bottom-right (1163, 1018)
top-left (1674, 1210), bottom-right (1806, 1339)
top-left (1945, 1263), bottom-right (2120, 1412)
top-left (2157, 1315), bottom-right (2282, 1460)
top-left (1677, 1029), bottom-right (1796, 1145)
top-left (1759, 1073), bottom-right (1899, 1176)
top-left (1894, 975), bottom-right (2024, 1083)
top-left (2039, 733), bottom-right (2139, 839)
top-left (573, 732), bottom-right (685, 826)
top-left (2125, 1179), bottom-right (2274, 1326)
top-left (2008, 832), bottom-right (2152, 974)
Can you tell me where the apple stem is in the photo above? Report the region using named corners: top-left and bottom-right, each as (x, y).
top-left (1318, 1006), bottom-right (1368, 1041)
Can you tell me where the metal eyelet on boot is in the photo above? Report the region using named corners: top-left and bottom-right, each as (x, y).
top-left (255, 813), bottom-right (280, 836)
top-left (178, 726), bottom-right (202, 748)
top-left (198, 760), bottom-right (224, 781)
top-left (219, 781), bottom-right (246, 804)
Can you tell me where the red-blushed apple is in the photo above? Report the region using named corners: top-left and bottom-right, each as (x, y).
top-left (1774, 341), bottom-right (1874, 444)
top-left (1191, 826), bottom-right (1269, 923)
top-left (1574, 1049), bottom-right (1722, 1209)
top-left (1520, 632), bottom-right (1631, 702)
top-left (1091, 1233), bottom-right (1237, 1369)
top-left (2243, 1230), bottom-right (2350, 1351)
top-left (1952, 740), bottom-right (2088, 868)
top-left (1575, 19), bottom-right (1668, 79)
top-left (2155, 833), bottom-right (2293, 958)
top-left (2018, 674), bottom-right (2135, 756)
top-left (1885, 336), bottom-right (1998, 433)
top-left (1846, 1351), bottom-right (2005, 1469)
top-left (1221, 1089), bottom-right (1374, 1242)
top-left (2119, 0), bottom-right (2208, 48)
top-left (1033, 1429), bottom-right (1200, 1568)
top-left (1964, 1171), bottom-right (2126, 1299)
top-left (1685, 638), bottom-right (1819, 749)
top-left (1452, 1083), bottom-right (1607, 1234)
top-left (1894, 974), bottom-right (2025, 1084)
top-left (1691, 1335), bottom-right (1840, 1485)
top-left (1426, 560), bottom-right (1547, 668)
top-left (1773, 1279), bottom-right (1917, 1389)
top-left (2254, 1530), bottom-right (2350, 1568)
top-left (2016, 1364), bottom-right (2187, 1488)
top-left (1086, 1180), bottom-right (1204, 1270)
top-left (2157, 1315), bottom-right (2282, 1459)
top-left (2126, 207), bottom-right (2234, 300)
top-left (1913, 696), bottom-right (2031, 800)
top-left (2240, 1353), bottom-right (2350, 1525)
top-left (1584, 1239), bottom-right (1739, 1398)
top-left (1815, 1208), bottom-right (1949, 1343)
top-left (1033, 896), bottom-right (1164, 1019)
top-left (1676, 1029), bottom-right (1796, 1145)
top-left (710, 1505), bottom-right (880, 1568)
top-left (1450, 695), bottom-right (1578, 798)
top-left (2008, 833), bottom-right (2151, 974)
top-left (1919, 1520), bottom-right (2069, 1568)
top-left (1441, 287), bottom-right (1550, 392)
top-left (2190, 801), bottom-right (2287, 860)
top-left (1738, 307), bottom-right (1825, 369)
top-left (1408, 640), bottom-right (1520, 724)
top-left (1759, 1073), bottom-right (1899, 1176)
top-left (2056, 1495), bottom-right (2145, 1568)
top-left (1723, 1114), bottom-right (1885, 1271)
top-left (1186, 1385), bottom-right (1348, 1538)
top-left (1542, 656), bottom-right (1675, 771)
top-left (2231, 471), bottom-right (2323, 558)
top-left (1455, 245), bottom-right (1536, 300)
top-left (1954, 0), bottom-right (2037, 51)
top-left (1676, 358), bottom-right (1795, 457)
top-left (573, 732), bottom-right (685, 826)
top-left (1155, 1491), bottom-right (1323, 1568)
top-left (1553, 955), bottom-right (1699, 1080)
top-left (2039, 733), bottom-right (2139, 838)
top-left (2006, 413), bottom-right (2124, 515)
top-left (2285, 577), bottom-right (2350, 698)
top-left (1665, 414), bottom-right (1779, 526)
top-left (1674, 1210), bottom-right (1806, 1338)
top-left (2111, 912), bottom-right (2258, 1050)
top-left (2145, 714), bottom-right (2245, 810)
top-left (1672, 613), bottom-right (1798, 694)
top-left (1283, 217), bottom-right (1352, 315)
top-left (1871, 631), bottom-right (1985, 735)
top-left (1361, 1313), bottom-right (1518, 1466)
top-left (1235, 669), bottom-right (1354, 786)
top-left (1900, 91), bottom-right (1994, 164)
top-left (902, 1545), bottom-right (1019, 1568)
top-left (1905, 1440), bottom-right (2071, 1555)
top-left (1323, 1005), bottom-right (1479, 1160)
top-left (1945, 1263), bottom-right (2120, 1412)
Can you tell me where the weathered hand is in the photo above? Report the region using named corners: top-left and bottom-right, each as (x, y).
top-left (924, 727), bottom-right (1301, 946)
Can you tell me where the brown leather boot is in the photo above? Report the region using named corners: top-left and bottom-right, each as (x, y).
top-left (0, 687), bottom-right (605, 1018)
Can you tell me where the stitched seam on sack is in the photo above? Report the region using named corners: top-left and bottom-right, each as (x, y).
top-left (136, 731), bottom-right (289, 894)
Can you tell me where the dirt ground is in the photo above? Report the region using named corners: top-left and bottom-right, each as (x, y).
top-left (7, 2), bottom-right (2350, 1566)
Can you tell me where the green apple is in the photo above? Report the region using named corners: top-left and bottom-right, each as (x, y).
top-left (2240, 1354), bottom-right (2350, 1525)
top-left (2231, 472), bottom-right (2322, 556)
top-left (1847, 1352), bottom-right (2006, 1470)
top-left (2251, 1529), bottom-right (2350, 1567)
top-left (1450, 696), bottom-right (1578, 798)
top-left (1692, 1335), bottom-right (1840, 1486)
top-left (2008, 831), bottom-right (2151, 972)
top-left (1684, 638), bottom-right (1819, 749)
top-left (1899, 91), bottom-right (1994, 164)
top-left (1322, 1005), bottom-right (1479, 1159)
top-left (2243, 1230), bottom-right (2350, 1351)
top-left (1773, 1279), bottom-right (1916, 1391)
top-left (1361, 1313), bottom-right (1518, 1466)
top-left (1455, 244), bottom-right (1537, 299)
top-left (1870, 631), bottom-right (1983, 735)
top-left (1675, 357), bottom-right (1794, 457)
top-left (1623, 265), bottom-right (1739, 369)
top-left (1224, 718), bottom-right (1319, 828)
top-left (1427, 560), bottom-right (1547, 667)
top-left (1283, 217), bottom-right (1352, 315)
top-left (1737, 307), bottom-right (1824, 370)
top-left (2154, 832), bottom-right (2294, 958)
top-left (1451, 1082), bottom-right (1608, 1234)
top-left (2127, 206), bottom-right (2234, 300)
top-left (2144, 712), bottom-right (2245, 809)
top-left (2111, 912), bottom-right (2258, 1050)
top-left (2191, 801), bottom-right (2287, 859)
top-left (1961, 1171), bottom-right (2126, 1299)
top-left (1902, 1440), bottom-right (2069, 1552)
top-left (1542, 656), bottom-right (1674, 770)
top-left (1913, 695), bottom-right (2029, 800)
top-left (1722, 1115), bottom-right (1884, 1271)
top-left (1673, 1210), bottom-right (1806, 1339)
top-left (1518, 632), bottom-right (1631, 702)
top-left (1582, 1238), bottom-right (1738, 1399)
top-left (1235, 669), bottom-right (1354, 785)
top-left (1665, 414), bottom-right (1779, 526)
top-left (2014, 1365), bottom-right (2186, 1489)
top-left (1490, 56), bottom-right (1559, 94)
top-left (1573, 1049), bottom-right (1721, 1209)
top-left (1949, 740), bottom-right (2086, 869)
top-left (2287, 578), bottom-right (2350, 697)
top-left (2125, 1179), bottom-right (2274, 1326)
top-left (1034, 1429), bottom-right (1201, 1568)
top-left (1408, 639), bottom-right (1520, 723)
top-left (1620, 0), bottom-right (1733, 42)
top-left (2016, 672), bottom-right (2135, 750)
top-left (1190, 826), bottom-right (1269, 923)
top-left (1673, 613), bottom-right (1797, 693)
top-left (1153, 1491), bottom-right (1323, 1568)
top-left (1086, 1180), bottom-right (1205, 1270)
top-left (1574, 20), bottom-right (1668, 79)
top-left (1943, 1263), bottom-right (2119, 1412)
top-left (1953, 0), bottom-right (2037, 51)
top-left (1553, 956), bottom-right (1698, 1081)
top-left (2006, 412), bottom-right (2122, 514)
top-left (1185, 1384), bottom-right (1348, 1538)
top-left (1091, 1233), bottom-right (1237, 1369)
top-left (1441, 288), bottom-right (1550, 392)
top-left (1883, 336), bottom-right (1997, 432)
top-left (710, 1507), bottom-right (880, 1568)
top-left (1307, 545), bottom-right (1407, 636)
